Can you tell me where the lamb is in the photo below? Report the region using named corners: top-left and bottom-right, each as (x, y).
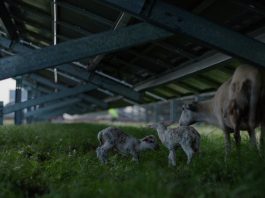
top-left (179, 65), bottom-right (265, 155)
top-left (148, 122), bottom-right (200, 166)
top-left (96, 126), bottom-right (159, 164)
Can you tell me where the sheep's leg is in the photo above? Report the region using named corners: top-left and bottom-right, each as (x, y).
top-left (248, 81), bottom-right (259, 137)
top-left (96, 142), bottom-right (114, 164)
top-left (234, 130), bottom-right (241, 146)
top-left (233, 110), bottom-right (241, 148)
top-left (233, 126), bottom-right (241, 152)
top-left (261, 115), bottom-right (265, 153)
top-left (181, 144), bottom-right (194, 164)
top-left (168, 149), bottom-right (176, 166)
top-left (247, 129), bottom-right (257, 149)
top-left (224, 130), bottom-right (231, 157)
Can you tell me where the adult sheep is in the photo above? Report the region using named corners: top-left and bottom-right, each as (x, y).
top-left (179, 65), bottom-right (265, 155)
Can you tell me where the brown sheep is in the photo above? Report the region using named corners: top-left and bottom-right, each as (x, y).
top-left (179, 65), bottom-right (265, 155)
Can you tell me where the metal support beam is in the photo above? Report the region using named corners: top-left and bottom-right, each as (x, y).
top-left (134, 53), bottom-right (229, 91)
top-left (51, 0), bottom-right (58, 84)
top-left (0, 1), bottom-right (19, 42)
top-left (87, 12), bottom-right (131, 71)
top-left (14, 77), bottom-right (23, 125)
top-left (56, 1), bottom-right (114, 27)
top-left (134, 29), bottom-right (264, 91)
top-left (192, 0), bottom-right (216, 14)
top-left (26, 90), bottom-right (33, 124)
top-left (3, 83), bottom-right (96, 114)
top-left (58, 65), bottom-right (141, 102)
top-left (29, 74), bottom-right (65, 90)
top-left (40, 103), bottom-right (92, 119)
top-left (135, 27), bottom-right (265, 90)
top-left (0, 36), bottom-right (142, 103)
top-left (26, 98), bottom-right (81, 118)
top-left (37, 107), bottom-right (70, 120)
top-left (0, 23), bottom-right (171, 80)
top-left (0, 101), bottom-right (3, 125)
top-left (231, 0), bottom-right (265, 16)
top-left (101, 0), bottom-right (265, 69)
top-left (28, 74), bottom-right (108, 108)
top-left (154, 41), bottom-right (196, 59)
top-left (22, 80), bottom-right (51, 95)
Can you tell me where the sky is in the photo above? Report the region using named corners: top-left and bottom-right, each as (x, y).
top-left (0, 78), bottom-right (16, 105)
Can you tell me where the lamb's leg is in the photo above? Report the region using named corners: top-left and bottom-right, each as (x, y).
top-left (96, 142), bottom-right (114, 164)
top-left (96, 147), bottom-right (106, 164)
top-left (181, 144), bottom-right (194, 164)
top-left (168, 149), bottom-right (176, 166)
top-left (130, 149), bottom-right (140, 162)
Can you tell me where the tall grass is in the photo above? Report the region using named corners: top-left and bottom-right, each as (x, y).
top-left (0, 123), bottom-right (264, 198)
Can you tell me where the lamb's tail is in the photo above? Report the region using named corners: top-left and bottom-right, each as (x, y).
top-left (97, 131), bottom-right (103, 145)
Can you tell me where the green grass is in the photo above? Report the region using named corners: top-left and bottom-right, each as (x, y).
top-left (0, 123), bottom-right (264, 198)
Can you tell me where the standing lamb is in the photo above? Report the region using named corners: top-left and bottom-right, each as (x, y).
top-left (148, 122), bottom-right (200, 166)
top-left (96, 126), bottom-right (159, 164)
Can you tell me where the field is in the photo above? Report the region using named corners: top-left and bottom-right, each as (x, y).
top-left (0, 123), bottom-right (265, 198)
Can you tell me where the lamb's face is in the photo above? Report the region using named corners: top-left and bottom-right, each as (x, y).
top-left (147, 121), bottom-right (172, 129)
top-left (179, 103), bottom-right (197, 126)
top-left (140, 135), bottom-right (159, 150)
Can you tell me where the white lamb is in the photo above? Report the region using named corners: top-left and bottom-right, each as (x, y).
top-left (148, 122), bottom-right (200, 166)
top-left (96, 126), bottom-right (159, 164)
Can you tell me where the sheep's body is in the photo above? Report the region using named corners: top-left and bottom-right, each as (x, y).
top-left (96, 127), bottom-right (158, 164)
top-left (150, 123), bottom-right (200, 166)
top-left (225, 65), bottom-right (263, 147)
top-left (179, 65), bottom-right (265, 154)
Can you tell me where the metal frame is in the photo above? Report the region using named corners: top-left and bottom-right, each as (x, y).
top-left (87, 12), bottom-right (131, 71)
top-left (0, 23), bottom-right (171, 80)
top-left (3, 83), bottom-right (96, 114)
top-left (101, 0), bottom-right (265, 68)
top-left (57, 1), bottom-right (114, 27)
top-left (58, 65), bottom-right (141, 102)
top-left (14, 77), bottom-right (23, 125)
top-left (134, 28), bottom-right (265, 91)
top-left (25, 98), bottom-right (81, 118)
top-left (28, 73), bottom-right (108, 108)
top-left (0, 1), bottom-right (19, 42)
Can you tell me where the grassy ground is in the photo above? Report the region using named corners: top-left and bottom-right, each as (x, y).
top-left (0, 123), bottom-right (264, 198)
